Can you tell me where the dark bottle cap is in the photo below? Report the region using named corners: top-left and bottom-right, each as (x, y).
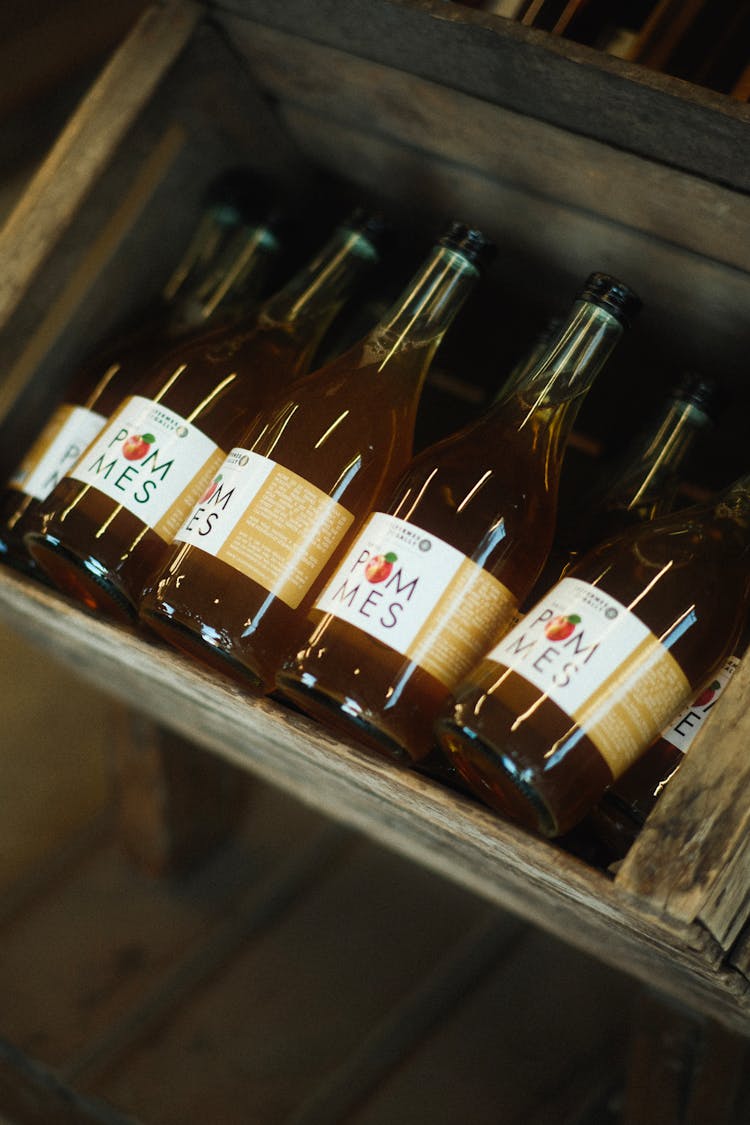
top-left (671, 370), bottom-right (720, 420)
top-left (341, 207), bottom-right (392, 252)
top-left (203, 167), bottom-right (276, 228)
top-left (579, 272), bottom-right (642, 328)
top-left (438, 221), bottom-right (497, 273)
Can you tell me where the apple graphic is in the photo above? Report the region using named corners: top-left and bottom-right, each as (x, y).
top-left (199, 474), bottom-right (222, 503)
top-left (122, 432), bottom-right (155, 461)
top-left (365, 551), bottom-right (397, 583)
top-left (544, 613), bottom-right (581, 642)
top-left (693, 680), bottom-right (721, 708)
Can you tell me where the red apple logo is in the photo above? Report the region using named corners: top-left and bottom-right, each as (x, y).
top-left (122, 432), bottom-right (155, 461)
top-left (365, 551), bottom-right (397, 583)
top-left (544, 613), bottom-right (581, 642)
top-left (199, 474), bottom-right (222, 503)
top-left (693, 680), bottom-right (720, 708)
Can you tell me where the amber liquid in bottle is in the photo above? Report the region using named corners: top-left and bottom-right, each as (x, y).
top-left (437, 473), bottom-right (750, 837)
top-left (139, 223), bottom-right (493, 689)
top-left (589, 639), bottom-right (745, 859)
top-left (1, 185), bottom-right (281, 577)
top-left (526, 370), bottom-right (718, 606)
top-left (26, 215), bottom-right (382, 621)
top-left (277, 277), bottom-right (637, 765)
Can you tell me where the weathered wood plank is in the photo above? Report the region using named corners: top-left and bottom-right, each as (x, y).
top-left (212, 0), bottom-right (750, 191)
top-left (0, 568), bottom-right (747, 1032)
top-left (617, 657), bottom-right (750, 952)
top-left (229, 19), bottom-right (750, 277)
top-left (0, 0), bottom-right (200, 332)
top-left (343, 927), bottom-right (632, 1125)
top-left (0, 781), bottom-right (337, 1069)
top-left (79, 841), bottom-right (502, 1121)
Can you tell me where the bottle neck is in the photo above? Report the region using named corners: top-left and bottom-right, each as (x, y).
top-left (374, 246), bottom-right (480, 352)
top-left (592, 396), bottom-right (711, 519)
top-left (168, 222), bottom-right (280, 329)
top-left (491, 301), bottom-right (623, 461)
top-left (259, 226), bottom-right (379, 338)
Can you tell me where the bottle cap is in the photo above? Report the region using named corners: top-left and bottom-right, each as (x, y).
top-left (439, 221), bottom-right (497, 273)
top-left (579, 272), bottom-right (642, 328)
top-left (341, 208), bottom-right (392, 252)
top-left (671, 371), bottom-right (720, 421)
top-left (203, 168), bottom-right (276, 228)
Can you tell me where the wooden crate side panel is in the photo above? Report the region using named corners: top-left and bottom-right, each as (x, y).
top-left (211, 0), bottom-right (750, 191)
top-left (618, 657), bottom-right (750, 951)
top-left (0, 570), bottom-right (748, 1034)
top-left (0, 0), bottom-right (201, 334)
top-left (228, 20), bottom-right (750, 277)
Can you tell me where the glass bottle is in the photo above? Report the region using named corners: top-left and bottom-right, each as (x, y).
top-left (526, 370), bottom-right (718, 603)
top-left (437, 472), bottom-right (750, 837)
top-left (26, 211), bottom-right (385, 620)
top-left (139, 222), bottom-right (495, 690)
top-left (589, 631), bottom-right (746, 859)
top-left (276, 274), bottom-right (640, 765)
top-left (1, 171), bottom-right (281, 576)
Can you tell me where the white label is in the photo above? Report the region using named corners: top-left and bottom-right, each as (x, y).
top-left (487, 577), bottom-right (692, 776)
top-left (10, 404), bottom-right (105, 500)
top-left (174, 446), bottom-right (354, 610)
top-left (661, 655), bottom-right (740, 753)
top-left (174, 448), bottom-right (275, 552)
top-left (70, 395), bottom-right (219, 529)
top-left (314, 512), bottom-right (518, 689)
top-left (489, 577), bottom-right (659, 712)
top-left (315, 513), bottom-right (465, 651)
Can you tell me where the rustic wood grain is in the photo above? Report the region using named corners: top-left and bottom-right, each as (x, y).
top-left (0, 780), bottom-right (338, 1070)
top-left (212, 0), bottom-right (750, 192)
top-left (0, 568), bottom-right (747, 1033)
top-left (228, 21), bottom-right (750, 278)
top-left (0, 0), bottom-right (200, 334)
top-left (617, 657), bottom-right (750, 951)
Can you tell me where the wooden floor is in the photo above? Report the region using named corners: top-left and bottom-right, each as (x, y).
top-left (0, 760), bottom-right (744, 1125)
top-left (0, 764), bottom-right (634, 1125)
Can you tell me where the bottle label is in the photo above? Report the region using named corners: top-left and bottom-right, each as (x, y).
top-left (660, 655), bottom-right (740, 753)
top-left (9, 404), bottom-right (106, 501)
top-left (173, 447), bottom-right (354, 610)
top-left (314, 512), bottom-right (518, 690)
top-left (69, 395), bottom-right (223, 542)
top-left (487, 576), bottom-right (691, 777)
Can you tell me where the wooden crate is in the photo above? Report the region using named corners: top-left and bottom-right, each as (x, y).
top-left (1, 0), bottom-right (750, 1051)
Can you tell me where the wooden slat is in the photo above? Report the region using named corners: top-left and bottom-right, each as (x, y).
top-left (0, 782), bottom-right (339, 1069)
top-left (228, 20), bottom-right (750, 278)
top-left (0, 568), bottom-right (747, 1034)
top-left (212, 0), bottom-right (750, 192)
top-left (0, 0), bottom-right (200, 335)
top-left (617, 657), bottom-right (750, 952)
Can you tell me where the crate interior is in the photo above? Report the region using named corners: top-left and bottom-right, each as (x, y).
top-left (1, 0), bottom-right (750, 1045)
